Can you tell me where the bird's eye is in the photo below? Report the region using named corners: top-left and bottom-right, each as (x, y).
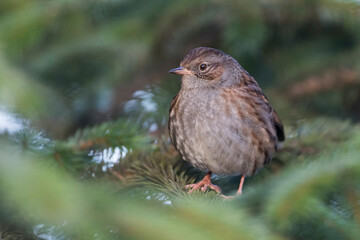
top-left (199, 63), bottom-right (207, 71)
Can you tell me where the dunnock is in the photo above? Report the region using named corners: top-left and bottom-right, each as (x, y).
top-left (169, 47), bottom-right (284, 196)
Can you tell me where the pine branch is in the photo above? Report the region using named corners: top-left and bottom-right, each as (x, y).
top-left (0, 143), bottom-right (283, 240)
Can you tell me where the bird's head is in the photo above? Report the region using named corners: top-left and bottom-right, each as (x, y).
top-left (169, 47), bottom-right (243, 88)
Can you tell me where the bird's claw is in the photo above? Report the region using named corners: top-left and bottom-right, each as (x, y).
top-left (220, 194), bottom-right (236, 199)
top-left (185, 181), bottom-right (222, 194)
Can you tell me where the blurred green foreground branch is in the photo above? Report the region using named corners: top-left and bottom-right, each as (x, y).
top-left (1, 118), bottom-right (360, 240)
top-left (0, 141), bottom-right (284, 240)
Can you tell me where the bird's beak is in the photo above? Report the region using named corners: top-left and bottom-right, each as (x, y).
top-left (169, 66), bottom-right (192, 75)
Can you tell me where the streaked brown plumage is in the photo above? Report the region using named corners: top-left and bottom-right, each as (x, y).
top-left (169, 47), bottom-right (284, 196)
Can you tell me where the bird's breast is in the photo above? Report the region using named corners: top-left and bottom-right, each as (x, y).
top-left (169, 88), bottom-right (277, 176)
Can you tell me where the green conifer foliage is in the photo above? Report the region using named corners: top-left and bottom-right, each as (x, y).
top-left (1, 0), bottom-right (360, 239)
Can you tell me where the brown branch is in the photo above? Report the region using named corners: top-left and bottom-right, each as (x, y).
top-left (109, 169), bottom-right (128, 185)
top-left (77, 138), bottom-right (107, 150)
top-left (288, 68), bottom-right (359, 99)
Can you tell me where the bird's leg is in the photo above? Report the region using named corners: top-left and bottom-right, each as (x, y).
top-left (221, 175), bottom-right (246, 199)
top-left (185, 171), bottom-right (222, 194)
top-left (236, 175), bottom-right (246, 195)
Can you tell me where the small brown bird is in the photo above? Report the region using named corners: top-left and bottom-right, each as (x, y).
top-left (168, 47), bottom-right (285, 196)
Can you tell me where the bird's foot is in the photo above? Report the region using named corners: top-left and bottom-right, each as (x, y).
top-left (185, 179), bottom-right (221, 194)
top-left (220, 192), bottom-right (240, 199)
top-left (220, 175), bottom-right (246, 199)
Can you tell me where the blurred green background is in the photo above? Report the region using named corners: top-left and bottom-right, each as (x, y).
top-left (1, 0), bottom-right (360, 239)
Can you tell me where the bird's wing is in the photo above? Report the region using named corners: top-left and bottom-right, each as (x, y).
top-left (168, 92), bottom-right (180, 144)
top-left (239, 73), bottom-right (285, 142)
top-left (271, 109), bottom-right (285, 142)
